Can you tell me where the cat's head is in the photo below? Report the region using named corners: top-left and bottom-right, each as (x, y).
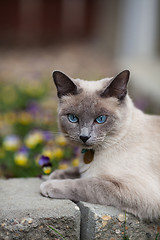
top-left (52, 70), bottom-right (131, 149)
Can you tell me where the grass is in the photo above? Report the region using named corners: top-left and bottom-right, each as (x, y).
top-left (48, 225), bottom-right (66, 240)
top-left (155, 232), bottom-right (160, 240)
top-left (122, 212), bottom-right (129, 240)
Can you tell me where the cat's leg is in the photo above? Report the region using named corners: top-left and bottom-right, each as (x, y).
top-left (40, 175), bottom-right (159, 220)
top-left (40, 177), bottom-right (122, 206)
top-left (48, 166), bottom-right (80, 180)
top-left (40, 177), bottom-right (147, 217)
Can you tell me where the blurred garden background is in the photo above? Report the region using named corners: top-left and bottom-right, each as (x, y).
top-left (0, 0), bottom-right (160, 178)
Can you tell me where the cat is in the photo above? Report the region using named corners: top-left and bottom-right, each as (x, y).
top-left (40, 70), bottom-right (160, 219)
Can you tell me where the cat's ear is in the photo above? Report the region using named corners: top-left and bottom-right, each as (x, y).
top-left (52, 71), bottom-right (78, 98)
top-left (101, 70), bottom-right (130, 101)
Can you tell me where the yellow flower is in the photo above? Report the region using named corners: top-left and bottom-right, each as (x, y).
top-left (71, 158), bottom-right (79, 167)
top-left (3, 135), bottom-right (21, 151)
top-left (42, 149), bottom-right (53, 159)
top-left (25, 131), bottom-right (43, 149)
top-left (58, 163), bottom-right (69, 170)
top-left (3, 112), bottom-right (17, 125)
top-left (52, 148), bottom-right (64, 160)
top-left (43, 166), bottom-right (52, 174)
top-left (55, 135), bottom-right (68, 146)
top-left (14, 153), bottom-right (28, 166)
top-left (18, 112), bottom-right (32, 125)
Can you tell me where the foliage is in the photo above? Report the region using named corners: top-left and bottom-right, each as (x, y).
top-left (0, 79), bottom-right (79, 178)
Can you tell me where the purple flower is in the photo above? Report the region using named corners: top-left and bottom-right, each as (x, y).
top-left (42, 131), bottom-right (54, 141)
top-left (27, 101), bottom-right (40, 115)
top-left (38, 155), bottom-right (51, 167)
top-left (18, 146), bottom-right (29, 154)
top-left (73, 147), bottom-right (80, 157)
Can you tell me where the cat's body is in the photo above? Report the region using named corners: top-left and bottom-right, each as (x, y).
top-left (40, 70), bottom-right (160, 219)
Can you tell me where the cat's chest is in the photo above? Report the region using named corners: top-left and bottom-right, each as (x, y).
top-left (79, 148), bottom-right (119, 177)
top-left (79, 147), bottom-right (146, 179)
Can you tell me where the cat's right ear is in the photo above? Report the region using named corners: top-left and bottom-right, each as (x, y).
top-left (100, 70), bottom-right (130, 101)
top-left (52, 71), bottom-right (78, 98)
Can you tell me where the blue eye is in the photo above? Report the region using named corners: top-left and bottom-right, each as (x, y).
top-left (68, 114), bottom-right (79, 123)
top-left (95, 115), bottom-right (107, 124)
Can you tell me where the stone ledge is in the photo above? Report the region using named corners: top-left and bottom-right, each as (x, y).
top-left (78, 202), bottom-right (160, 240)
top-left (0, 178), bottom-right (80, 240)
top-left (0, 178), bottom-right (160, 240)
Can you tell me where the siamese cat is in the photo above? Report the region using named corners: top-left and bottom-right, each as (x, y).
top-left (40, 70), bottom-right (160, 219)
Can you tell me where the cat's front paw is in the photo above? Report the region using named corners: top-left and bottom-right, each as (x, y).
top-left (40, 180), bottom-right (53, 197)
top-left (40, 180), bottom-right (54, 198)
top-left (40, 180), bottom-right (66, 199)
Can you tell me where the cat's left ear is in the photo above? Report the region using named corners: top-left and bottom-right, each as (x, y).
top-left (101, 70), bottom-right (130, 101)
top-left (52, 71), bottom-right (78, 98)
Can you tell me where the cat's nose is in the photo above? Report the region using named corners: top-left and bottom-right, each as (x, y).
top-left (80, 135), bottom-right (90, 143)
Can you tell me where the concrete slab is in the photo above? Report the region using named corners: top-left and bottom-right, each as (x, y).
top-left (78, 201), bottom-right (160, 240)
top-left (0, 178), bottom-right (80, 240)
